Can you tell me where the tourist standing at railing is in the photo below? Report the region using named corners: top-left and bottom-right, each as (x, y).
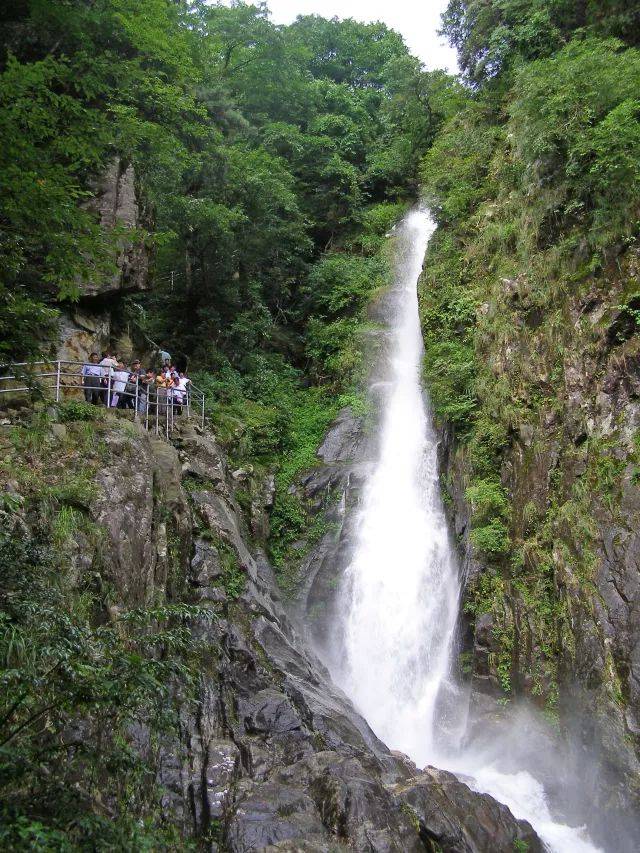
top-left (118, 372), bottom-right (135, 410)
top-left (156, 371), bottom-right (169, 416)
top-left (111, 361), bottom-right (129, 408)
top-left (177, 371), bottom-right (190, 400)
top-left (81, 353), bottom-right (102, 405)
top-left (170, 376), bottom-right (183, 414)
top-left (139, 369), bottom-right (156, 415)
top-left (99, 351), bottom-right (117, 405)
top-left (120, 359), bottom-right (144, 411)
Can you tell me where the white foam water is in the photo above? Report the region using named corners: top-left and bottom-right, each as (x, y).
top-left (331, 207), bottom-right (603, 853)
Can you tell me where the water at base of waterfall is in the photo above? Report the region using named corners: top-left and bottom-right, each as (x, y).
top-left (328, 207), bottom-right (602, 853)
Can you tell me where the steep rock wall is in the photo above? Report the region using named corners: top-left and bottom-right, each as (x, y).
top-left (0, 408), bottom-right (541, 852)
top-left (57, 157), bottom-right (150, 363)
top-left (434, 245), bottom-right (640, 843)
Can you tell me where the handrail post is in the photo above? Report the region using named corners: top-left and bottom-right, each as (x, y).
top-left (134, 375), bottom-right (139, 419)
top-left (107, 369), bottom-right (112, 408)
top-left (55, 361), bottom-right (61, 402)
top-left (201, 395), bottom-right (205, 428)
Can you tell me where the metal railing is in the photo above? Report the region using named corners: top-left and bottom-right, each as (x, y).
top-left (0, 360), bottom-right (207, 439)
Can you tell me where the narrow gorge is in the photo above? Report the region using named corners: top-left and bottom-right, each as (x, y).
top-left (2, 1), bottom-right (640, 851)
top-left (296, 209), bottom-right (621, 851)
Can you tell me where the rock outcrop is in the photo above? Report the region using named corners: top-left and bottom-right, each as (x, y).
top-left (434, 246), bottom-right (640, 850)
top-left (56, 157), bottom-right (150, 363)
top-left (82, 158), bottom-right (149, 298)
top-left (14, 410), bottom-right (541, 852)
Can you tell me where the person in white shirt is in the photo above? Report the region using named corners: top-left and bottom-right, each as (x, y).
top-left (81, 353), bottom-right (102, 404)
top-left (177, 372), bottom-right (190, 393)
top-left (170, 376), bottom-right (184, 414)
top-left (99, 351), bottom-right (118, 405)
top-left (110, 362), bottom-right (130, 408)
top-left (99, 351), bottom-right (117, 376)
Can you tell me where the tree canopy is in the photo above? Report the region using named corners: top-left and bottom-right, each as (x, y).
top-left (0, 1), bottom-right (457, 368)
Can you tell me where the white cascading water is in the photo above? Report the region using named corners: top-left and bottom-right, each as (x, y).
top-left (332, 207), bottom-right (602, 853)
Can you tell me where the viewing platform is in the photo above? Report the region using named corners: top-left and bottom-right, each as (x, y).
top-left (0, 360), bottom-right (207, 440)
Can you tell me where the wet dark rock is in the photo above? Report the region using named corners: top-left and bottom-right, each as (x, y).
top-left (191, 539), bottom-right (224, 587)
top-left (396, 767), bottom-right (544, 853)
top-left (226, 781), bottom-right (329, 851)
top-left (46, 416), bottom-right (545, 851)
top-left (469, 612), bottom-right (504, 700)
top-left (240, 689), bottom-right (304, 736)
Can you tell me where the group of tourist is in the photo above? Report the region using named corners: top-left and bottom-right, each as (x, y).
top-left (81, 351), bottom-right (191, 415)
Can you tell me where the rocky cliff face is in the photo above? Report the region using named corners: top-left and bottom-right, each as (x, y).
top-left (57, 157), bottom-right (149, 363)
top-left (289, 238), bottom-right (640, 850)
top-left (434, 245), bottom-right (640, 846)
top-left (1, 406), bottom-right (542, 852)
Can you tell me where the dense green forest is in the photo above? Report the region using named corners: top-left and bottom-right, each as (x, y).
top-left (3, 0), bottom-right (640, 848)
top-left (0, 0), bottom-right (463, 575)
top-left (0, 0), bottom-right (457, 374)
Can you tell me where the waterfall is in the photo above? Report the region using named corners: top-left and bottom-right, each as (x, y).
top-left (331, 207), bottom-right (602, 853)
top-left (333, 208), bottom-right (460, 763)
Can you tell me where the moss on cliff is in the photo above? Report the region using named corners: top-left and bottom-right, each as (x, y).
top-left (419, 30), bottom-right (640, 735)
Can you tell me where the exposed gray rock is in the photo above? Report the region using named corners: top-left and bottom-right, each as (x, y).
top-left (395, 766), bottom-right (543, 853)
top-left (81, 157), bottom-right (149, 297)
top-left (191, 539), bottom-right (224, 587)
top-left (53, 415), bottom-right (544, 851)
top-left (317, 407), bottom-right (365, 463)
top-left (57, 308), bottom-right (111, 368)
top-left (56, 157), bottom-right (150, 361)
top-left (50, 422), bottom-right (67, 441)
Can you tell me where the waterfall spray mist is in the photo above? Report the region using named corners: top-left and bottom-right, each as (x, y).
top-left (330, 207), bottom-right (604, 853)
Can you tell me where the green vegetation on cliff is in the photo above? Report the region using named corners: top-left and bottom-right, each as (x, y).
top-left (0, 408), bottom-right (211, 848)
top-left (421, 0), bottom-right (640, 707)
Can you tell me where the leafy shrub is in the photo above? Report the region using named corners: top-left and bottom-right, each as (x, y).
top-left (305, 316), bottom-right (365, 384)
top-left (269, 492), bottom-right (308, 570)
top-left (57, 400), bottom-right (103, 423)
top-left (421, 105), bottom-right (500, 225)
top-left (216, 539), bottom-right (246, 600)
top-left (305, 253), bottom-right (387, 319)
top-left (510, 37), bottom-right (640, 246)
top-left (465, 478), bottom-right (511, 559)
top-left (465, 479), bottom-right (510, 525)
top-left (470, 518), bottom-right (511, 557)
